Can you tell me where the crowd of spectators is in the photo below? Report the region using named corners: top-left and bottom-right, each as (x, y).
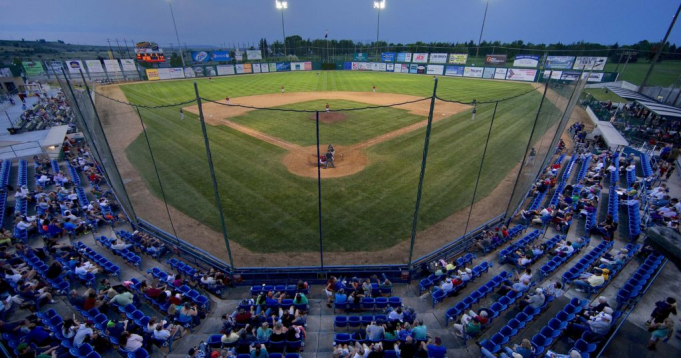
top-left (14, 90), bottom-right (74, 132)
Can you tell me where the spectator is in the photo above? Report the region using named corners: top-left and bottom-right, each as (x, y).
top-left (519, 288), bottom-right (545, 310)
top-left (647, 297), bottom-right (677, 324)
top-left (572, 269), bottom-right (605, 292)
top-left (423, 337), bottom-right (446, 358)
top-left (453, 315), bottom-right (481, 338)
top-left (648, 317), bottom-right (674, 350)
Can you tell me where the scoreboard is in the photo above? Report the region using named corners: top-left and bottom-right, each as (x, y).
top-left (135, 41), bottom-right (165, 63)
top-left (136, 52), bottom-right (166, 63)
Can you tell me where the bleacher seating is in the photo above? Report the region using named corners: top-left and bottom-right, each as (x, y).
top-left (0, 160), bottom-right (11, 188)
top-left (51, 159), bottom-right (60, 173)
top-left (575, 154), bottom-right (592, 183)
top-left (616, 253), bottom-right (665, 310)
top-left (609, 152), bottom-right (620, 186)
top-left (17, 159), bottom-right (28, 187)
top-left (67, 163), bottom-right (81, 186)
top-left (640, 153), bottom-right (653, 178)
top-left (499, 229), bottom-right (542, 264)
top-left (561, 155), bottom-right (578, 182)
top-left (431, 261), bottom-right (492, 308)
top-left (626, 200), bottom-right (641, 239)
top-left (444, 270), bottom-right (512, 326)
top-left (483, 225), bottom-right (525, 254)
top-left (540, 237), bottom-right (590, 280)
top-left (418, 253), bottom-right (476, 295)
top-left (528, 191), bottom-right (548, 212)
top-left (561, 240), bottom-right (614, 287)
top-left (607, 189), bottom-right (619, 224)
top-left (73, 241), bottom-right (122, 281)
top-left (95, 236), bottom-right (142, 269)
top-left (626, 166), bottom-right (636, 187)
top-left (564, 243), bottom-right (640, 298)
top-left (548, 182), bottom-right (566, 208)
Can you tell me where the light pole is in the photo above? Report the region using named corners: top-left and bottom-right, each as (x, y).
top-left (373, 1), bottom-right (385, 60)
top-left (475, 0), bottom-right (489, 59)
top-left (276, 1), bottom-right (288, 57)
top-left (167, 0), bottom-right (186, 68)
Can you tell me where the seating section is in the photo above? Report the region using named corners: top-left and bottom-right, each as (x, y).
top-left (444, 271), bottom-right (512, 326)
top-left (418, 253), bottom-right (476, 295)
top-left (15, 249), bottom-right (70, 296)
top-left (540, 237), bottom-right (590, 280)
top-left (584, 190), bottom-right (601, 235)
top-left (561, 241), bottom-right (614, 287)
top-left (431, 261), bottom-right (492, 307)
top-left (51, 158), bottom-right (60, 173)
top-left (626, 200), bottom-right (641, 239)
top-left (561, 155), bottom-right (578, 182)
top-left (626, 166), bottom-right (636, 187)
top-left (146, 266), bottom-right (212, 311)
top-left (73, 241), bottom-right (122, 281)
top-left (0, 160), bottom-right (11, 187)
top-left (483, 225), bottom-right (525, 254)
top-left (640, 153), bottom-right (653, 178)
top-left (548, 182), bottom-right (566, 208)
top-left (607, 188), bottom-right (619, 223)
top-left (499, 229), bottom-right (542, 264)
top-left (575, 154), bottom-right (592, 183)
top-left (529, 190), bottom-right (548, 212)
top-left (609, 152), bottom-right (619, 186)
top-left (616, 253), bottom-right (665, 310)
top-left (564, 243), bottom-right (640, 298)
top-left (68, 163), bottom-right (81, 186)
top-left (95, 235), bottom-right (142, 269)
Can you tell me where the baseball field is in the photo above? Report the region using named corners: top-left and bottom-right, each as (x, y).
top-left (98, 71), bottom-right (564, 265)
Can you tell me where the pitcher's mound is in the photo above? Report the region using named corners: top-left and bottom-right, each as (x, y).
top-left (283, 145), bottom-right (368, 179)
top-left (310, 112), bottom-right (347, 123)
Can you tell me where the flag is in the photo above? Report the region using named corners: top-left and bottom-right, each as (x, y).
top-left (325, 30), bottom-right (328, 39)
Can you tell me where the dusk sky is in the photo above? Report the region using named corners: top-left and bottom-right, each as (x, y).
top-left (0, 0), bottom-right (680, 48)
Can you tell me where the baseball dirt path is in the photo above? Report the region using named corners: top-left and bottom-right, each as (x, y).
top-left (95, 83), bottom-right (584, 266)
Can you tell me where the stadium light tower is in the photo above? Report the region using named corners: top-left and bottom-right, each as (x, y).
top-left (167, 0), bottom-right (186, 68)
top-left (475, 0), bottom-right (490, 59)
top-left (373, 0), bottom-right (386, 60)
top-left (276, 1), bottom-right (288, 56)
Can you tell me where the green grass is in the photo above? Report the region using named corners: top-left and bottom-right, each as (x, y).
top-left (602, 60), bottom-right (681, 87)
top-left (229, 99), bottom-right (425, 146)
top-left (119, 71), bottom-right (555, 253)
top-left (585, 88), bottom-right (625, 103)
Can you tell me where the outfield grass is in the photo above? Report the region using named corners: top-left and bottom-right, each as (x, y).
top-left (602, 60), bottom-right (681, 87)
top-left (585, 88), bottom-right (626, 103)
top-left (119, 71), bottom-right (555, 253)
top-left (229, 99), bottom-right (425, 146)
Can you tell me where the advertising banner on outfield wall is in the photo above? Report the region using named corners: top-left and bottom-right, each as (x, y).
top-left (560, 71), bottom-right (580, 81)
top-left (513, 55), bottom-right (540, 67)
top-left (247, 50), bottom-right (263, 60)
top-left (46, 61), bottom-right (64, 75)
top-left (120, 59), bottom-right (137, 72)
top-left (352, 62), bottom-right (370, 71)
top-left (353, 53), bottom-right (369, 61)
top-left (412, 53), bottom-right (428, 63)
top-left (582, 72), bottom-right (604, 82)
top-left (485, 54), bottom-right (507, 66)
top-left (67, 60), bottom-right (84, 74)
top-left (261, 63), bottom-right (270, 73)
top-left (243, 64), bottom-right (253, 73)
top-left (409, 64), bottom-right (418, 74)
top-left (191, 51), bottom-right (210, 62)
top-left (291, 62), bottom-right (311, 71)
top-left (393, 64), bottom-right (407, 73)
top-left (506, 68), bottom-right (537, 81)
top-left (445, 65), bottom-right (464, 76)
top-left (344, 62), bottom-right (352, 70)
top-left (146, 69), bottom-right (160, 80)
top-left (449, 54), bottom-right (468, 64)
top-left (494, 68), bottom-right (508, 79)
top-left (379, 63), bottom-right (387, 71)
top-left (211, 51), bottom-right (231, 62)
top-left (543, 70), bottom-right (563, 80)
top-left (103, 60), bottom-right (121, 74)
top-left (397, 53), bottom-right (412, 62)
top-left (482, 67), bottom-right (495, 79)
top-left (206, 66), bottom-right (217, 76)
top-left (183, 67), bottom-right (195, 78)
top-left (464, 67), bottom-right (484, 78)
top-left (381, 52), bottom-right (396, 62)
top-left (158, 68), bottom-right (171, 80)
top-left (22, 61), bottom-right (45, 76)
top-left (85, 60), bottom-right (104, 73)
top-left (371, 62), bottom-right (380, 71)
top-left (253, 63), bottom-right (261, 73)
top-left (416, 65), bottom-right (426, 74)
top-left (276, 62), bottom-right (291, 71)
top-left (169, 68), bottom-right (185, 78)
top-left (427, 64), bottom-right (444, 75)
top-left (429, 53), bottom-right (448, 64)
top-left (573, 56), bottom-right (607, 71)
top-left (269, 63), bottom-right (277, 72)
top-left (235, 64), bottom-right (244, 74)
top-left (386, 63), bottom-right (394, 72)
top-left (193, 66), bottom-right (205, 77)
top-left (217, 65), bottom-right (235, 76)
top-left (545, 56), bottom-right (575, 69)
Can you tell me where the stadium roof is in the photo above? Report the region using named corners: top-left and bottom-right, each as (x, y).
top-left (596, 121), bottom-right (629, 150)
top-left (606, 86), bottom-right (681, 119)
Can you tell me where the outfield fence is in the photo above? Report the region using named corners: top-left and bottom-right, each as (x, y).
top-left (54, 69), bottom-right (584, 274)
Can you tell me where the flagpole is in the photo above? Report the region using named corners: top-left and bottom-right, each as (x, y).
top-left (326, 30), bottom-right (329, 63)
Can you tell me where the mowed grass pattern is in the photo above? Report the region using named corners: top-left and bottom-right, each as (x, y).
top-left (119, 72), bottom-right (554, 253)
top-left (229, 99), bottom-right (426, 146)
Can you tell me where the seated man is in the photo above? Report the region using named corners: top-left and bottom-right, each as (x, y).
top-left (566, 307), bottom-right (613, 340)
top-left (542, 281), bottom-right (564, 299)
top-left (431, 278), bottom-right (455, 294)
top-left (573, 268), bottom-right (605, 292)
top-left (497, 278), bottom-right (531, 296)
top-left (452, 315), bottom-right (481, 338)
top-left (519, 288), bottom-right (546, 310)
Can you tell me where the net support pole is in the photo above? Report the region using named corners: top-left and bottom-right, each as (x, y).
top-left (504, 80), bottom-right (551, 223)
top-left (407, 78), bottom-right (439, 269)
top-left (463, 101), bottom-right (498, 237)
top-left (134, 107), bottom-right (181, 243)
top-left (316, 111), bottom-right (324, 269)
top-left (193, 83), bottom-right (236, 272)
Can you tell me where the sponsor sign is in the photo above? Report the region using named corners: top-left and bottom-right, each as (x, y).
top-left (269, 63), bottom-right (277, 72)
top-left (242, 64), bottom-right (252, 73)
top-left (494, 68), bottom-right (508, 79)
top-left (409, 64), bottom-right (418, 74)
top-left (427, 64), bottom-right (444, 75)
top-left (429, 53), bottom-right (448, 64)
top-left (234, 50), bottom-right (243, 62)
top-left (291, 62), bottom-right (307, 71)
top-left (560, 71), bottom-right (581, 81)
top-left (120, 59), bottom-right (137, 72)
top-left (485, 54), bottom-right (507, 66)
top-left (191, 51), bottom-right (210, 62)
top-left (217, 65), bottom-right (235, 76)
top-left (193, 66), bottom-right (205, 77)
top-left (445, 65), bottom-right (464, 76)
top-left (386, 63), bottom-right (394, 72)
top-left (304, 62), bottom-right (312, 70)
top-left (449, 54), bottom-right (468, 64)
top-left (344, 62), bottom-right (352, 70)
top-left (371, 62), bottom-right (380, 71)
top-left (464, 67), bottom-right (484, 78)
top-left (158, 68), bottom-right (171, 80)
top-left (513, 55), bottom-right (540, 68)
top-left (235, 64), bottom-right (245, 74)
top-left (211, 51), bottom-right (231, 62)
top-left (505, 68), bottom-right (537, 82)
top-left (183, 67), bottom-right (195, 78)
top-left (85, 60), bottom-right (104, 73)
top-left (261, 63), bottom-right (270, 73)
top-left (412, 53), bottom-right (428, 63)
top-left (396, 53), bottom-right (412, 63)
top-left (353, 53), bottom-right (369, 61)
top-left (543, 70), bottom-right (562, 80)
top-left (0, 68), bottom-right (12, 77)
top-left (135, 41), bottom-right (161, 53)
top-left (416, 65), bottom-right (426, 74)
top-left (379, 63), bottom-right (387, 71)
top-left (46, 61), bottom-right (64, 75)
top-left (582, 72), bottom-right (604, 82)
top-left (482, 67), bottom-right (495, 79)
top-left (169, 68), bottom-right (185, 78)
top-left (573, 56), bottom-right (607, 70)
top-left (205, 66), bottom-right (216, 76)
top-left (66, 60), bottom-right (84, 74)
top-left (247, 50), bottom-right (262, 60)
top-left (276, 62), bottom-right (291, 71)
top-left (146, 69), bottom-right (160, 80)
top-left (103, 60), bottom-right (121, 73)
top-left (253, 63), bottom-right (261, 73)
top-left (545, 56), bottom-right (575, 69)
top-left (352, 62), bottom-right (370, 71)
top-left (381, 52), bottom-right (396, 62)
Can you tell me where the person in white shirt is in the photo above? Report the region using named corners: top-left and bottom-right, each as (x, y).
top-left (388, 307), bottom-right (404, 321)
top-left (37, 174), bottom-right (50, 186)
top-left (73, 322), bottom-right (94, 348)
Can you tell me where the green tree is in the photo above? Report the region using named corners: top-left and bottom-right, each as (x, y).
top-left (169, 52), bottom-right (183, 67)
